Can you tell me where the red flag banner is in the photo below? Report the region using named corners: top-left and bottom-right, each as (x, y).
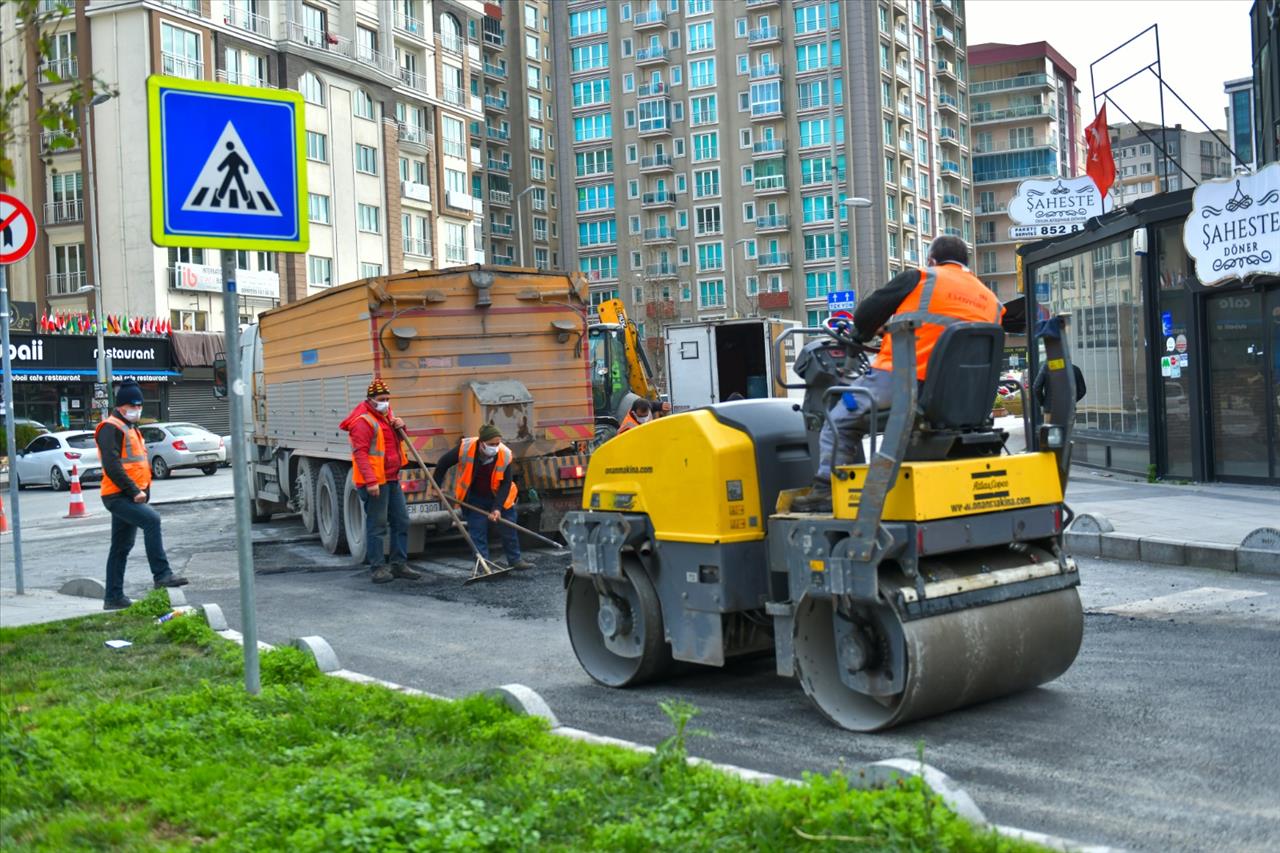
top-left (1086, 105), bottom-right (1116, 199)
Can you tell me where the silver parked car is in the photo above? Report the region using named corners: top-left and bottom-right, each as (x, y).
top-left (140, 422), bottom-right (226, 478)
top-left (12, 431), bottom-right (102, 491)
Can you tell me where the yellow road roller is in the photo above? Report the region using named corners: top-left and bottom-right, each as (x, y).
top-left (561, 316), bottom-right (1084, 731)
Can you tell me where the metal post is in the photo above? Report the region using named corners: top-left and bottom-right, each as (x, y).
top-left (85, 103), bottom-right (107, 393)
top-left (1, 265), bottom-right (26, 594)
top-left (514, 185), bottom-right (535, 268)
top-left (221, 252), bottom-right (260, 694)
top-left (728, 244), bottom-right (738, 318)
top-left (826, 5), bottom-right (843, 294)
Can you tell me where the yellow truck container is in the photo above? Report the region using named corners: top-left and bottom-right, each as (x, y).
top-left (235, 266), bottom-right (593, 561)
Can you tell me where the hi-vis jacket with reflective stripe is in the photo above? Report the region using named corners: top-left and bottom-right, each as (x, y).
top-left (95, 414), bottom-right (151, 497)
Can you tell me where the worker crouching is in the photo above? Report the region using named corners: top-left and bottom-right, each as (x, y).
top-left (434, 424), bottom-right (532, 571)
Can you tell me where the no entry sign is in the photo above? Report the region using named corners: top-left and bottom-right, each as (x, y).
top-left (0, 193), bottom-right (37, 265)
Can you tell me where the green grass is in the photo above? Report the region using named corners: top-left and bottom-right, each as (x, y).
top-left (1, 591), bottom-right (1042, 851)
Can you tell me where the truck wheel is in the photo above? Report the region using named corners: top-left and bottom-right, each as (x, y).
top-left (316, 462), bottom-right (349, 555)
top-left (295, 459), bottom-right (319, 534)
top-left (342, 468), bottom-right (368, 566)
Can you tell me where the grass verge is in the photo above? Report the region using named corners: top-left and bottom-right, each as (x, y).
top-left (2, 591), bottom-right (1041, 851)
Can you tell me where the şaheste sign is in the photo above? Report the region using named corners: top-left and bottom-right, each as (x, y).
top-left (1183, 162), bottom-right (1280, 286)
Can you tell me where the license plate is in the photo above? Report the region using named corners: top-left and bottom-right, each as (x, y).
top-left (197, 453), bottom-right (218, 461)
top-left (406, 502), bottom-right (441, 518)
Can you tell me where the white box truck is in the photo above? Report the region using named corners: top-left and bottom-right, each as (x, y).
top-left (663, 318), bottom-right (800, 412)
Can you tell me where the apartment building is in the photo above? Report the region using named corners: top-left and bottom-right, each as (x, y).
top-left (967, 41), bottom-right (1083, 303)
top-left (550, 0), bottom-right (974, 354)
top-left (1108, 122), bottom-right (1234, 205)
top-left (1225, 76), bottom-right (1257, 171)
top-left (2, 0), bottom-right (554, 427)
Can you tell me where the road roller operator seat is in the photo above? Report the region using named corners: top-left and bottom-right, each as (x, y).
top-left (905, 321), bottom-right (1007, 461)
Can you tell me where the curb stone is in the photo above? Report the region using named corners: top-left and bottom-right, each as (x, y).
top-left (201, 603), bottom-right (228, 631)
top-left (290, 635), bottom-right (341, 672)
top-left (1067, 519), bottom-right (1280, 577)
top-left (59, 577), bottom-right (104, 599)
top-left (198, 625), bottom-right (1123, 852)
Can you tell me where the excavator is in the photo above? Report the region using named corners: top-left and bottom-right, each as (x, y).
top-left (589, 299), bottom-right (660, 446)
top-left (561, 311), bottom-right (1084, 731)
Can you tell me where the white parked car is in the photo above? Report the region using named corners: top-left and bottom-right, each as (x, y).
top-left (12, 431), bottom-right (102, 491)
top-left (139, 422), bottom-right (226, 478)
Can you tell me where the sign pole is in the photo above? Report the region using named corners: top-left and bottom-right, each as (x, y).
top-left (222, 253), bottom-right (259, 694)
top-left (1, 265), bottom-right (26, 594)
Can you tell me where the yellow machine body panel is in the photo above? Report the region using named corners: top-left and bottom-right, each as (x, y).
top-left (832, 452), bottom-right (1063, 522)
top-left (582, 410), bottom-right (764, 544)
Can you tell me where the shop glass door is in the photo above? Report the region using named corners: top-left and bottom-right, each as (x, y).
top-left (1206, 290), bottom-right (1276, 480)
top-left (1269, 287), bottom-right (1280, 479)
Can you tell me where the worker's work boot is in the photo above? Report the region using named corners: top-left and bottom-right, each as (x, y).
top-left (508, 559), bottom-right (534, 571)
top-left (791, 478), bottom-right (833, 514)
top-left (371, 565), bottom-right (394, 584)
top-left (390, 561), bottom-right (422, 581)
top-left (103, 596), bottom-right (133, 611)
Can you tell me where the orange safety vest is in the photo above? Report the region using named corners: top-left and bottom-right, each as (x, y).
top-left (95, 414), bottom-right (151, 497)
top-left (456, 437), bottom-right (517, 509)
top-left (871, 262), bottom-right (1005, 381)
top-left (618, 412), bottom-right (642, 433)
top-left (350, 412), bottom-right (404, 487)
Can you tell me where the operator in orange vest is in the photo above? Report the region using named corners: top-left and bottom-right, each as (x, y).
top-left (617, 398), bottom-right (652, 434)
top-left (793, 235), bottom-right (1005, 513)
top-left (433, 423), bottom-right (532, 570)
top-left (94, 379), bottom-right (188, 610)
top-left (340, 379), bottom-right (422, 584)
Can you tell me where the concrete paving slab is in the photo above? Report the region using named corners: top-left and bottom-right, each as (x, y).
top-left (0, 588), bottom-right (106, 627)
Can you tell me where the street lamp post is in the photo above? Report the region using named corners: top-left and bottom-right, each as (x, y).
top-left (80, 92), bottom-right (115, 417)
top-left (728, 237), bottom-right (752, 317)
top-left (513, 185), bottom-right (537, 267)
top-left (841, 197), bottom-right (872, 295)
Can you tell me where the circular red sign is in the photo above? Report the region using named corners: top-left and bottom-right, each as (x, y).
top-left (0, 192), bottom-right (38, 265)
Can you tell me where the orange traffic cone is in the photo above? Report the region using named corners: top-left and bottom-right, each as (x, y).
top-left (65, 465), bottom-right (89, 519)
top-left (0, 494), bottom-right (8, 533)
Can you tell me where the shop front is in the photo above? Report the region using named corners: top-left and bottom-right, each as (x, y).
top-left (5, 333), bottom-right (178, 430)
top-left (1022, 188), bottom-right (1280, 485)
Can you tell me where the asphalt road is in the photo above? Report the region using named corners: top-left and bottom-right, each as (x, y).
top-left (3, 496), bottom-right (1278, 852)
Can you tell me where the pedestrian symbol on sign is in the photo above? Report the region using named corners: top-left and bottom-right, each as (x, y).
top-left (182, 122), bottom-right (280, 215)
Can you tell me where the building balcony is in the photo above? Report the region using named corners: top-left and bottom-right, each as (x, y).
top-left (933, 0), bottom-right (957, 15)
top-left (634, 9), bottom-right (666, 28)
top-left (641, 190), bottom-right (675, 208)
top-left (753, 138), bottom-right (786, 156)
top-left (403, 236), bottom-right (432, 257)
top-left (39, 56), bottom-right (78, 83)
top-left (47, 271), bottom-right (86, 295)
top-left (394, 12), bottom-right (426, 40)
top-left (971, 104), bottom-right (1053, 124)
top-left (216, 68), bottom-right (273, 87)
top-left (640, 153), bottom-right (673, 172)
top-left (977, 202), bottom-right (1008, 215)
top-left (401, 181), bottom-right (432, 204)
top-left (936, 59), bottom-right (958, 80)
top-left (483, 62), bottom-right (506, 78)
top-left (484, 94), bottom-right (509, 111)
top-left (799, 168), bottom-right (844, 186)
top-left (489, 189), bottom-right (512, 206)
top-left (940, 160), bottom-right (962, 177)
top-left (896, 64), bottom-right (911, 84)
top-left (398, 68), bottom-right (430, 95)
top-left (489, 222), bottom-right (513, 237)
top-left (397, 123), bottom-right (427, 145)
top-left (750, 63), bottom-right (781, 80)
top-left (635, 46), bottom-right (667, 65)
top-left (898, 101), bottom-right (914, 119)
top-left (900, 177), bottom-right (916, 192)
top-left (938, 93), bottom-right (962, 114)
top-left (638, 119), bottom-right (672, 137)
top-left (40, 129), bottom-right (78, 152)
top-left (283, 23), bottom-right (396, 77)
top-left (487, 159), bottom-right (511, 174)
top-left (645, 263), bottom-right (678, 279)
top-left (483, 29), bottom-right (505, 49)
top-left (750, 101), bottom-right (783, 120)
top-left (643, 226), bottom-right (675, 242)
top-left (690, 108), bottom-right (718, 126)
top-left (804, 247), bottom-right (846, 262)
top-left (637, 81), bottom-right (667, 98)
top-left (941, 193), bottom-right (962, 209)
top-left (160, 52), bottom-right (204, 79)
top-left (757, 290), bottom-right (790, 310)
top-left (436, 32), bottom-right (464, 55)
top-left (44, 199), bottom-right (83, 225)
top-left (938, 126), bottom-right (961, 146)
top-left (748, 26), bottom-right (781, 45)
top-left (746, 0), bottom-right (780, 7)
top-left (895, 28), bottom-right (910, 48)
top-left (944, 227), bottom-right (963, 237)
top-left (487, 127), bottom-right (510, 143)
top-left (756, 214), bottom-right (790, 231)
top-left (757, 252), bottom-right (791, 268)
top-left (646, 300), bottom-right (677, 319)
top-left (754, 175), bottom-right (787, 195)
top-left (935, 24), bottom-right (956, 44)
top-left (969, 73), bottom-right (1050, 96)
top-left (797, 93), bottom-right (833, 111)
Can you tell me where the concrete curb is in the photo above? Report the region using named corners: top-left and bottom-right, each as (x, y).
top-left (58, 577), bottom-right (104, 598)
top-left (195, 622), bottom-right (1121, 852)
top-left (291, 635), bottom-right (341, 672)
top-left (1067, 516), bottom-right (1280, 577)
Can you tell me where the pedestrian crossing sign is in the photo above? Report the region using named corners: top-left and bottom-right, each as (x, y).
top-left (148, 76), bottom-right (307, 252)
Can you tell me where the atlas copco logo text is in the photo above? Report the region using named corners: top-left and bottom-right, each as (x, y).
top-left (6, 338), bottom-right (156, 363)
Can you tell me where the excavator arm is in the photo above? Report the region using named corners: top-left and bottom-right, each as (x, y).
top-left (596, 298), bottom-right (659, 401)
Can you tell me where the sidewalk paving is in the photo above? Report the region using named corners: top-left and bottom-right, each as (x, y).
top-left (0, 587), bottom-right (106, 628)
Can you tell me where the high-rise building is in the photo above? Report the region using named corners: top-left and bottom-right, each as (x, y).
top-left (1248, 0), bottom-right (1277, 168)
top-left (550, 0), bottom-right (973, 355)
top-left (1225, 76), bottom-right (1257, 171)
top-left (1107, 122), bottom-right (1233, 205)
top-left (967, 41), bottom-right (1083, 303)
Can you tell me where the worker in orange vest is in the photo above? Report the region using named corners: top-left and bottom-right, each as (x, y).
top-left (94, 380), bottom-right (188, 610)
top-left (617, 399), bottom-right (652, 434)
top-left (794, 236), bottom-right (1006, 513)
top-left (340, 378), bottom-right (422, 584)
top-left (433, 423), bottom-right (531, 570)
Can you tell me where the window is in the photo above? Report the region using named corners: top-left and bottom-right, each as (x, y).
top-left (50, 243), bottom-right (85, 293)
top-left (306, 131), bottom-right (327, 162)
top-left (750, 80), bottom-right (781, 116)
top-left (623, 73), bottom-right (634, 93)
top-left (799, 117), bottom-right (843, 147)
top-left (629, 216), bottom-right (641, 235)
top-left (638, 98), bottom-right (668, 133)
top-left (48, 171), bottom-right (82, 221)
top-left (690, 94), bottom-right (717, 126)
top-left (568, 7), bottom-right (607, 37)
top-left (802, 194), bottom-right (833, 223)
top-left (530, 155), bottom-right (546, 181)
top-left (571, 42), bottom-right (609, 72)
top-left (445, 168), bottom-right (467, 194)
top-left (795, 1), bottom-right (837, 35)
top-left (572, 77), bottom-right (611, 107)
top-left (308, 193), bottom-right (330, 223)
top-left (698, 279), bottom-right (725, 308)
top-left (298, 72), bottom-right (325, 105)
top-left (360, 262), bottom-right (383, 278)
top-left (578, 218), bottom-right (617, 246)
top-left (356, 27), bottom-right (378, 63)
top-left (695, 205), bottom-right (721, 236)
top-left (160, 22), bottom-right (202, 79)
top-left (524, 2), bottom-right (538, 29)
top-left (223, 46), bottom-right (266, 87)
top-left (624, 109), bottom-right (636, 129)
top-left (741, 165), bottom-right (753, 184)
top-left (354, 89), bottom-right (375, 119)
top-left (308, 255), bottom-right (333, 287)
top-left (805, 270), bottom-right (838, 300)
top-left (736, 18), bottom-right (748, 38)
top-left (693, 168), bottom-right (720, 198)
top-left (620, 38), bottom-right (633, 57)
top-left (687, 0), bottom-right (711, 13)
top-left (692, 131), bottom-right (719, 162)
top-left (577, 184), bottom-right (616, 212)
top-left (689, 58), bottom-right (715, 89)
top-left (358, 204), bottom-right (380, 233)
top-left (442, 116), bottom-right (465, 158)
top-left (579, 254), bottom-right (618, 280)
top-left (796, 40), bottom-right (839, 71)
top-left (688, 21), bottom-right (714, 52)
top-left (737, 54), bottom-right (749, 75)
top-left (355, 144), bottom-right (378, 174)
top-left (573, 112), bottom-right (612, 142)
top-left (742, 202), bottom-right (755, 221)
top-left (627, 180), bottom-right (639, 198)
top-left (575, 148), bottom-right (613, 177)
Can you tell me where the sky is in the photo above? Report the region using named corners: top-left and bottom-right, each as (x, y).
top-left (965, 0), bottom-right (1255, 132)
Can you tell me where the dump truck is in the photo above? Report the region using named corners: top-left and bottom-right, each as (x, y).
top-left (588, 298), bottom-right (660, 444)
top-left (226, 266), bottom-right (594, 563)
top-left (663, 318), bottom-right (799, 411)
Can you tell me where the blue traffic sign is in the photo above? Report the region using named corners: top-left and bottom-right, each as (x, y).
top-left (1034, 280), bottom-right (1050, 304)
top-left (148, 76), bottom-right (307, 251)
top-left (827, 290), bottom-right (857, 312)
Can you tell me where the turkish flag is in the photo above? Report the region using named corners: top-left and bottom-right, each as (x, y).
top-left (1085, 105), bottom-right (1115, 199)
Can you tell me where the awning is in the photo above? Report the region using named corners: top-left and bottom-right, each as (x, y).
top-left (170, 331), bottom-right (226, 367)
